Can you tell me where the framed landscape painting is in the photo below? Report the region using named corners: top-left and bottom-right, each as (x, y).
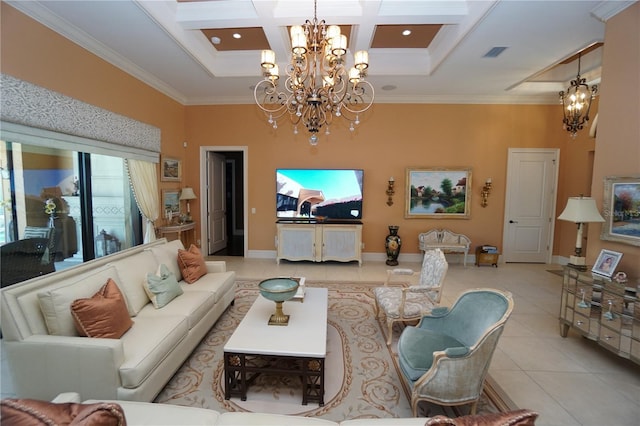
top-left (405, 167), bottom-right (472, 219)
top-left (601, 175), bottom-right (640, 246)
top-left (162, 189), bottom-right (180, 218)
top-left (161, 156), bottom-right (181, 182)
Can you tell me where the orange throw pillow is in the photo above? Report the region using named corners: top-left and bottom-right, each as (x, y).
top-left (1, 398), bottom-right (126, 426)
top-left (177, 244), bottom-right (207, 284)
top-left (71, 278), bottom-right (133, 339)
top-left (425, 409), bottom-right (539, 426)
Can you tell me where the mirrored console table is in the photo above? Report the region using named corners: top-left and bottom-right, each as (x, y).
top-left (559, 266), bottom-right (639, 365)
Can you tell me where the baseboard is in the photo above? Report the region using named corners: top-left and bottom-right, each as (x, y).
top-left (246, 250), bottom-right (479, 264)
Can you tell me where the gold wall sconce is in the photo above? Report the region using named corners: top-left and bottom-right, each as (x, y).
top-left (481, 178), bottom-right (492, 208)
top-left (386, 177), bottom-right (395, 206)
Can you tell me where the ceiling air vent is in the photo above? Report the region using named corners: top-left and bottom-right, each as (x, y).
top-left (483, 46), bottom-right (508, 58)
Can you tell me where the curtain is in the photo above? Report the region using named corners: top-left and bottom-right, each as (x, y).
top-left (126, 159), bottom-right (159, 243)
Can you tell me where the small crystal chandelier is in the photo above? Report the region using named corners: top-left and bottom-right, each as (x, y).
top-left (254, 0), bottom-right (374, 145)
top-left (559, 53), bottom-right (598, 139)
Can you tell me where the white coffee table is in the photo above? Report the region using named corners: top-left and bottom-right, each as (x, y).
top-left (223, 286), bottom-right (328, 405)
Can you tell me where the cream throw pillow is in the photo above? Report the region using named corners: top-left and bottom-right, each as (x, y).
top-left (38, 266), bottom-right (122, 336)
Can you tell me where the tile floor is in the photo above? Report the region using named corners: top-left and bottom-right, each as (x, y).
top-left (2, 257), bottom-right (639, 425)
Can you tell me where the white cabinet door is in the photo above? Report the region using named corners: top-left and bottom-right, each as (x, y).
top-left (321, 225), bottom-right (362, 265)
top-left (277, 224), bottom-right (318, 263)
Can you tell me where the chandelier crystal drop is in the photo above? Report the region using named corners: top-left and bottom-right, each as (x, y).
top-left (254, 0), bottom-right (374, 145)
top-left (559, 53), bottom-right (597, 139)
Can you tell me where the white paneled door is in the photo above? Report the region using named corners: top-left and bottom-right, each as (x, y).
top-left (502, 148), bottom-right (559, 263)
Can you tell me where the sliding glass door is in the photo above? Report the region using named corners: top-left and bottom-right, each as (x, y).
top-left (0, 140), bottom-right (141, 286)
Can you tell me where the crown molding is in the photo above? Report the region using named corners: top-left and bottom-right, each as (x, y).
top-left (6, 0), bottom-right (188, 105)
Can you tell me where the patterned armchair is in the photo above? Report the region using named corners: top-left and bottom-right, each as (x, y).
top-left (397, 288), bottom-right (514, 416)
top-left (374, 249), bottom-right (448, 345)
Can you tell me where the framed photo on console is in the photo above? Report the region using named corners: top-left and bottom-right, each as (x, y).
top-left (162, 189), bottom-right (180, 218)
top-left (592, 249), bottom-right (623, 277)
top-left (601, 175), bottom-right (640, 246)
top-left (405, 167), bottom-right (471, 219)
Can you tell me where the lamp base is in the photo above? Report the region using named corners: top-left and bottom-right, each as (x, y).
top-left (567, 255), bottom-right (588, 271)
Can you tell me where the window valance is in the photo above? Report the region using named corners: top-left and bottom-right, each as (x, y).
top-left (0, 74), bottom-right (160, 162)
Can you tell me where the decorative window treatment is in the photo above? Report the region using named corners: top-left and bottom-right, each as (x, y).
top-left (1, 74), bottom-right (161, 159)
top-left (126, 159), bottom-right (160, 243)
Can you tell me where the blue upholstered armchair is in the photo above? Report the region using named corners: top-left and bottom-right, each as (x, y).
top-left (397, 288), bottom-right (514, 416)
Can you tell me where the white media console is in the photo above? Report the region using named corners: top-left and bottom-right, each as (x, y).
top-left (276, 222), bottom-right (362, 266)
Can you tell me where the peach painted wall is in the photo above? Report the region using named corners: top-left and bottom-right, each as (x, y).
top-left (586, 2), bottom-right (640, 276)
top-left (186, 103), bottom-right (570, 254)
top-left (0, 3), bottom-right (187, 197)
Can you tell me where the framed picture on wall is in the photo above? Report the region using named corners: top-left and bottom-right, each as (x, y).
top-left (162, 189), bottom-right (180, 218)
top-left (592, 249), bottom-right (623, 277)
top-left (161, 156), bottom-right (182, 182)
top-left (601, 175), bottom-right (640, 246)
top-left (405, 167), bottom-right (472, 218)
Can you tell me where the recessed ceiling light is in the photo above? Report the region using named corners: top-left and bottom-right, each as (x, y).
top-left (211, 36), bottom-right (221, 45)
top-left (382, 85), bottom-right (397, 91)
top-left (402, 29), bottom-right (412, 36)
top-left (233, 33), bottom-right (242, 39)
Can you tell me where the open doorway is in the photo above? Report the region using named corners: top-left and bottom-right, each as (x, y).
top-left (200, 147), bottom-right (247, 257)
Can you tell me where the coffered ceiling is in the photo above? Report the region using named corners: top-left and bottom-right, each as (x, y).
top-left (6, 0), bottom-right (637, 105)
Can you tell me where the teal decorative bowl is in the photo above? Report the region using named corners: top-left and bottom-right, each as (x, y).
top-left (258, 278), bottom-right (299, 325)
top-left (258, 278), bottom-right (299, 302)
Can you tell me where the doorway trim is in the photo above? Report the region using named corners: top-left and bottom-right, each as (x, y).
top-left (199, 146), bottom-right (248, 257)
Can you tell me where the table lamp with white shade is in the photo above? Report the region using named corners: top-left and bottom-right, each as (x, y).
top-left (179, 187), bottom-right (197, 222)
top-left (557, 196), bottom-right (604, 270)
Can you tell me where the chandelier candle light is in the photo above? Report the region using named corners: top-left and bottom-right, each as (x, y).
top-left (254, 0), bottom-right (374, 145)
top-left (559, 52), bottom-right (597, 138)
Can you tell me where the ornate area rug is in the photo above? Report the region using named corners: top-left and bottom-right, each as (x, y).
top-left (155, 280), bottom-right (514, 421)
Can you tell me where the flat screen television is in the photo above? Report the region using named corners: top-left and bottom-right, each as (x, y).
top-left (276, 168), bottom-right (364, 221)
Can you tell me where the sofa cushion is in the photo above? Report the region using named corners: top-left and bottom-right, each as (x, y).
top-left (218, 412), bottom-right (339, 425)
top-left (118, 315), bottom-right (188, 388)
top-left (397, 326), bottom-right (466, 382)
top-left (424, 409), bottom-right (539, 426)
top-left (342, 420), bottom-right (430, 425)
top-left (84, 399), bottom-right (219, 425)
top-left (144, 264), bottom-right (183, 309)
top-left (0, 398), bottom-right (126, 426)
top-left (38, 265), bottom-right (123, 336)
top-left (71, 278), bottom-right (133, 339)
top-left (111, 250), bottom-right (158, 316)
top-left (146, 239), bottom-right (184, 282)
top-left (177, 244), bottom-right (207, 284)
top-left (180, 271), bottom-right (236, 303)
top-left (137, 290), bottom-right (215, 330)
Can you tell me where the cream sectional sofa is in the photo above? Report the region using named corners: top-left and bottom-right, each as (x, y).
top-left (30, 392), bottom-right (536, 426)
top-left (50, 392), bottom-right (436, 425)
top-left (0, 238), bottom-right (236, 403)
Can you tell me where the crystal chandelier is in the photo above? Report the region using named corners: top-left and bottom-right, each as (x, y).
top-left (254, 0), bottom-right (374, 145)
top-left (559, 53), bottom-right (598, 138)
